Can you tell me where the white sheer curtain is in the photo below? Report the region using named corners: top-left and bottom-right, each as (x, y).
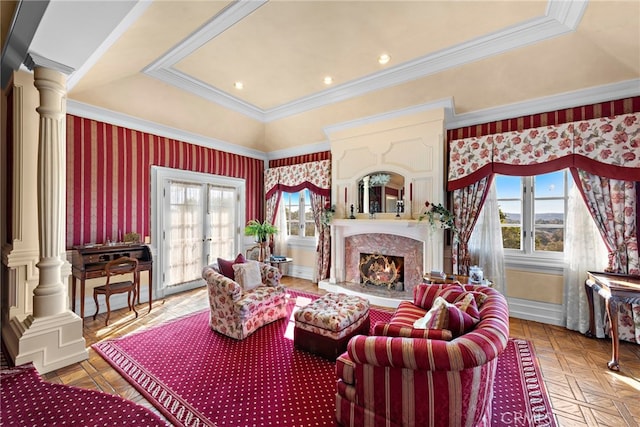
top-left (273, 203), bottom-right (288, 256)
top-left (564, 185), bottom-right (609, 337)
top-left (468, 181), bottom-right (506, 294)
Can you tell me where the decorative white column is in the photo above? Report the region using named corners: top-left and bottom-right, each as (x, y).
top-left (6, 66), bottom-right (87, 373)
top-left (362, 175), bottom-right (370, 214)
top-left (32, 67), bottom-right (67, 317)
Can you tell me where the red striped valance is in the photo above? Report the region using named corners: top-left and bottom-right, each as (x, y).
top-left (268, 151), bottom-right (331, 168)
top-left (447, 97), bottom-right (640, 141)
top-left (66, 115), bottom-right (265, 248)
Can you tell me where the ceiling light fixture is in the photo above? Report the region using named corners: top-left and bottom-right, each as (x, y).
top-left (378, 54), bottom-right (391, 65)
top-left (323, 76), bottom-right (333, 85)
top-left (234, 81), bottom-right (244, 90)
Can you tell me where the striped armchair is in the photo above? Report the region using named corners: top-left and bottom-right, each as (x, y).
top-left (335, 283), bottom-right (510, 427)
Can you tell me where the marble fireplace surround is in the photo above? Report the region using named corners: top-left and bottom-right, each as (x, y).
top-left (319, 218), bottom-right (442, 307)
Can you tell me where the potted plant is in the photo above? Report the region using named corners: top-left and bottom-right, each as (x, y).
top-left (245, 220), bottom-right (278, 262)
top-left (244, 219), bottom-right (278, 242)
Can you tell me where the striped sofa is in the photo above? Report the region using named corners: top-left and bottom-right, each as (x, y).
top-left (335, 283), bottom-right (510, 427)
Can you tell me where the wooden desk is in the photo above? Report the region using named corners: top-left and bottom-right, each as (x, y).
top-left (71, 243), bottom-right (153, 321)
top-left (585, 271), bottom-right (640, 371)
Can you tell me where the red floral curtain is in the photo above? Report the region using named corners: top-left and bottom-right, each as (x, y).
top-left (452, 176), bottom-right (493, 275)
top-left (310, 192), bottom-right (331, 281)
top-left (572, 171), bottom-right (639, 275)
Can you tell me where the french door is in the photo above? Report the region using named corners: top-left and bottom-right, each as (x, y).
top-left (152, 167), bottom-right (245, 297)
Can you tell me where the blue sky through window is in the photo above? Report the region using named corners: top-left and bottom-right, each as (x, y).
top-left (496, 171), bottom-right (568, 215)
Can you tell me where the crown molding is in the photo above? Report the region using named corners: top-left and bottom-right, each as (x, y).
top-left (323, 98), bottom-right (455, 139)
top-left (142, 0), bottom-right (588, 123)
top-left (66, 79), bottom-right (640, 163)
top-left (66, 100), bottom-right (268, 161)
top-left (266, 140), bottom-right (331, 162)
top-left (445, 78), bottom-right (640, 130)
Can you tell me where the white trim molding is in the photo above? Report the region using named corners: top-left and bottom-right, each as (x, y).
top-left (142, 0), bottom-right (589, 123)
top-left (507, 297), bottom-right (564, 326)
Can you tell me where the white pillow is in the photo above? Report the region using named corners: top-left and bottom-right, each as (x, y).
top-left (413, 297), bottom-right (447, 329)
top-left (232, 261), bottom-right (262, 291)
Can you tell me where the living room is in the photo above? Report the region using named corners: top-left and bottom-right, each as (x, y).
top-left (1, 1), bottom-right (639, 426)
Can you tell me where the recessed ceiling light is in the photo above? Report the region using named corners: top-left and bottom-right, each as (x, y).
top-left (378, 54), bottom-right (391, 65)
top-left (323, 76), bottom-right (333, 85)
top-left (234, 81), bottom-right (244, 90)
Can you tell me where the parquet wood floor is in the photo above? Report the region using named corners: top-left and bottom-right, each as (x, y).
top-left (3, 277), bottom-right (639, 426)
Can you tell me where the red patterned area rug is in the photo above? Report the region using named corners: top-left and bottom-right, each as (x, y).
top-left (93, 290), bottom-right (555, 427)
top-left (0, 363), bottom-right (166, 426)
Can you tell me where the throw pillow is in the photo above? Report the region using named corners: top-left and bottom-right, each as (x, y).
top-left (218, 253), bottom-right (246, 280)
top-left (233, 261), bottom-right (262, 291)
top-left (413, 295), bottom-right (480, 336)
top-left (414, 283), bottom-right (465, 309)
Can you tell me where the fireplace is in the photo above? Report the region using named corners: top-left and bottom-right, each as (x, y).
top-left (319, 218), bottom-right (444, 307)
top-left (359, 252), bottom-right (404, 291)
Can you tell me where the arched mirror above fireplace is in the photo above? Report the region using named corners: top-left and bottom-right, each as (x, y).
top-left (357, 171), bottom-right (404, 214)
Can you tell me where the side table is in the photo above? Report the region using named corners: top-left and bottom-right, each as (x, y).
top-left (584, 271), bottom-right (640, 371)
top-left (269, 257), bottom-right (293, 275)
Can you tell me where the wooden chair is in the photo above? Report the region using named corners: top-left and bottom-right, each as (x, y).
top-left (93, 256), bottom-right (139, 325)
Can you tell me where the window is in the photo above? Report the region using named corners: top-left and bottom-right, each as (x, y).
top-left (282, 189), bottom-right (316, 238)
top-left (495, 170), bottom-right (571, 259)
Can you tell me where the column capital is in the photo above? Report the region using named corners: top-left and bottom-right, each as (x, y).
top-left (25, 52), bottom-right (75, 75)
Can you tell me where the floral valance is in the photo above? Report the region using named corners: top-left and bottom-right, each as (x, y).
top-left (448, 113), bottom-right (640, 190)
top-left (265, 159), bottom-right (331, 198)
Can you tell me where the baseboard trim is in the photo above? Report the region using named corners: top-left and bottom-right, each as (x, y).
top-left (287, 265), bottom-right (314, 281)
top-left (507, 297), bottom-right (564, 326)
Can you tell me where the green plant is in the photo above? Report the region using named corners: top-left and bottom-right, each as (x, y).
top-left (244, 219), bottom-right (278, 242)
top-left (418, 201), bottom-right (457, 234)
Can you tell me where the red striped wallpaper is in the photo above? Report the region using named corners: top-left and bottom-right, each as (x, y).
top-left (268, 151), bottom-right (331, 168)
top-left (447, 96), bottom-right (640, 140)
top-left (66, 115), bottom-right (265, 248)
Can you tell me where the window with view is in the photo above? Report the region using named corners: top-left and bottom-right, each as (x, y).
top-left (495, 170), bottom-right (571, 256)
top-left (282, 189), bottom-right (316, 238)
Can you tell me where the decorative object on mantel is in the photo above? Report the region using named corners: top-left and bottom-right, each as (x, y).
top-left (349, 204), bottom-right (356, 219)
top-left (418, 201), bottom-right (457, 234)
top-left (244, 220), bottom-right (278, 262)
top-left (123, 232), bottom-right (140, 243)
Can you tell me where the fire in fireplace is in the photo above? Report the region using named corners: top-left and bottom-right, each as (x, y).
top-left (359, 252), bottom-right (404, 291)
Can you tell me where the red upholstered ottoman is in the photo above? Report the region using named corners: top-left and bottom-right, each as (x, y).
top-left (294, 293), bottom-right (370, 360)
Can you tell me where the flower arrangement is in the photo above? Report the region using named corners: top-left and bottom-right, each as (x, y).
top-left (418, 201), bottom-right (457, 233)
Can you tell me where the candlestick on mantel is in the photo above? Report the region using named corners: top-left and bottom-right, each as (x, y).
top-left (409, 183), bottom-right (413, 202)
top-left (344, 187), bottom-right (347, 205)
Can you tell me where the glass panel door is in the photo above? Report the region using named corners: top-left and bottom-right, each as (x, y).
top-left (167, 181), bottom-right (204, 287)
top-left (206, 185), bottom-right (236, 265)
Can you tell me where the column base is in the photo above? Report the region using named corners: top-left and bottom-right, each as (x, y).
top-left (2, 310), bottom-right (88, 374)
